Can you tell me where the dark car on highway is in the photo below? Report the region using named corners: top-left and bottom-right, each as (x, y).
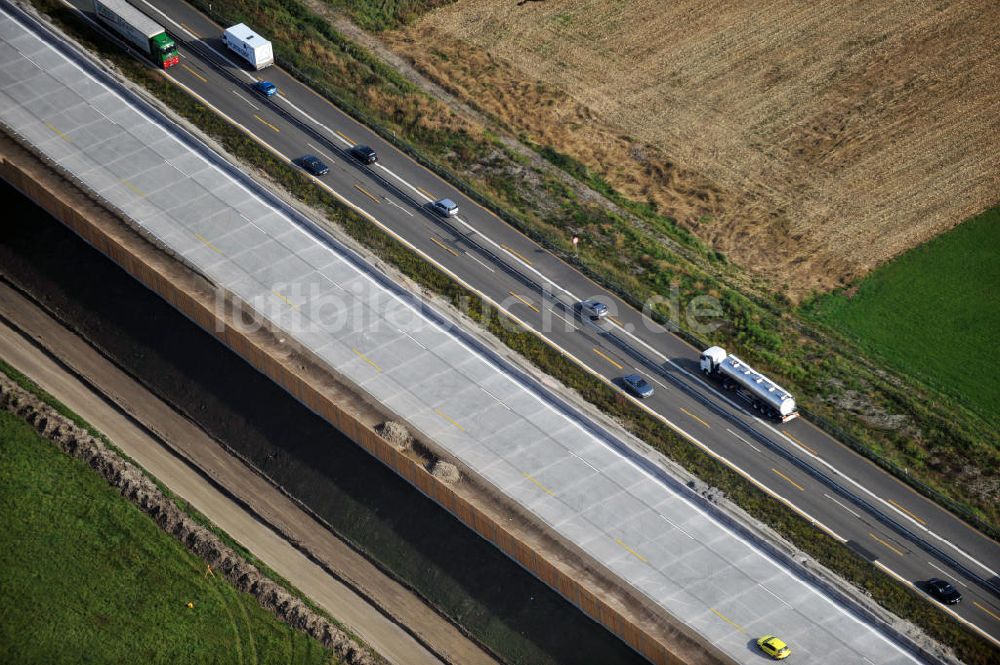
top-left (252, 80), bottom-right (277, 97)
top-left (622, 374), bottom-right (654, 399)
top-left (349, 144), bottom-right (377, 164)
top-left (299, 154), bottom-right (329, 176)
top-left (924, 578), bottom-right (962, 605)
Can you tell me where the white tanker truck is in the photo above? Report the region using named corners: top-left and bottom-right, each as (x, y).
top-left (700, 346), bottom-right (797, 422)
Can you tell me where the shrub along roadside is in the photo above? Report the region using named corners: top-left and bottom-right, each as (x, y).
top-left (24, 2), bottom-right (997, 662)
top-left (178, 0), bottom-right (998, 534)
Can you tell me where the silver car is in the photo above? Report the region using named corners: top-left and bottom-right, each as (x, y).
top-left (579, 299), bottom-right (608, 319)
top-left (431, 198), bottom-right (459, 217)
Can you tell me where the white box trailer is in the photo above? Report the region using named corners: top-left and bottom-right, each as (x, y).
top-left (222, 23), bottom-right (273, 70)
top-left (700, 346), bottom-right (798, 421)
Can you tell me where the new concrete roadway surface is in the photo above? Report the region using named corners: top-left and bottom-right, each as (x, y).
top-left (0, 280), bottom-right (495, 665)
top-left (50, 0), bottom-right (1000, 645)
top-left (0, 4), bottom-right (934, 663)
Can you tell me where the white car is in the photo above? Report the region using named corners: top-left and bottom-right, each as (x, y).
top-left (431, 198), bottom-right (459, 217)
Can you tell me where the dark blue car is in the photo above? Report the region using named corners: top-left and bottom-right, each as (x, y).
top-left (349, 144), bottom-right (378, 164)
top-left (252, 80), bottom-right (277, 97)
top-left (622, 374), bottom-right (654, 399)
top-left (299, 154), bottom-right (329, 176)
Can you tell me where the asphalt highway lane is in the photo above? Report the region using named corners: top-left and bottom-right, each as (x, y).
top-left (59, 0), bottom-right (1000, 645)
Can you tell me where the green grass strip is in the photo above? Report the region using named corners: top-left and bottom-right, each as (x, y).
top-left (0, 408), bottom-right (334, 664)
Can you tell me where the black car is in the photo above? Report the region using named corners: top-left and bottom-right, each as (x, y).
top-left (924, 578), bottom-right (962, 605)
top-left (300, 154), bottom-right (329, 176)
top-left (349, 144), bottom-right (377, 164)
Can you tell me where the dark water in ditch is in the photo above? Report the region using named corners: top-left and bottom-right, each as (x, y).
top-left (0, 179), bottom-right (649, 665)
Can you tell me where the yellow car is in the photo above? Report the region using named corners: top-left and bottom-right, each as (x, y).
top-left (757, 635), bottom-right (791, 660)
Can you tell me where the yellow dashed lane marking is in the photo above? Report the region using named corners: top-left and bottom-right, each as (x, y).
top-left (195, 233), bottom-right (222, 255)
top-left (889, 499), bottom-right (926, 525)
top-left (508, 291), bottom-right (540, 313)
top-left (771, 467), bottom-right (805, 492)
top-left (430, 236), bottom-right (460, 257)
top-left (351, 348), bottom-right (382, 373)
top-left (592, 347), bottom-right (623, 370)
top-left (181, 63), bottom-right (207, 83)
top-left (615, 538), bottom-right (647, 563)
top-left (435, 408), bottom-right (464, 431)
top-left (44, 121), bottom-right (72, 143)
top-left (679, 407), bottom-right (710, 429)
top-left (784, 431), bottom-right (817, 455)
top-left (500, 243), bottom-right (533, 266)
top-left (121, 178), bottom-right (145, 197)
top-left (254, 114), bottom-right (280, 133)
top-left (710, 608), bottom-right (746, 633)
top-left (973, 601), bottom-right (1000, 622)
top-left (353, 184), bottom-right (381, 204)
top-left (522, 473), bottom-right (555, 496)
top-left (869, 532), bottom-right (906, 557)
top-left (271, 289), bottom-right (298, 310)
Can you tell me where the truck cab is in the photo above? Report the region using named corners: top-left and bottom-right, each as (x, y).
top-left (700, 346), bottom-right (727, 374)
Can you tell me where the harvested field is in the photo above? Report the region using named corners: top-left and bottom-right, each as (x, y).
top-left (389, 0), bottom-right (1000, 298)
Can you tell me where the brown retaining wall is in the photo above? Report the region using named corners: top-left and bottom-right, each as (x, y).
top-left (1, 130), bottom-right (733, 665)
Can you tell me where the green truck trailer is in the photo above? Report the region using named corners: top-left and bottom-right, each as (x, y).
top-left (93, 0), bottom-right (179, 69)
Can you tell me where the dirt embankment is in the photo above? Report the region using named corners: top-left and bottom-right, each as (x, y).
top-left (387, 0), bottom-right (1000, 298)
top-left (0, 373), bottom-right (377, 665)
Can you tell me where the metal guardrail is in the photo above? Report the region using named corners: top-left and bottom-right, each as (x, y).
top-left (800, 407), bottom-right (1000, 543)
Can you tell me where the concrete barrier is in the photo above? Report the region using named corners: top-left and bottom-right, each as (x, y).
top-left (1, 130), bottom-right (729, 665)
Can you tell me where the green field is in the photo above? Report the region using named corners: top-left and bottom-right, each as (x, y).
top-left (804, 206), bottom-right (1000, 425)
top-left (0, 410), bottom-right (335, 665)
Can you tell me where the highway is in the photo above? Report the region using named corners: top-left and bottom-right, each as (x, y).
top-left (0, 3), bottom-right (934, 662)
top-left (43, 0), bottom-right (1000, 648)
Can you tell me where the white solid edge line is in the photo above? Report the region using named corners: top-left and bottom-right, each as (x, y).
top-left (139, 5), bottom-right (1000, 584)
top-left (873, 561), bottom-right (1000, 649)
top-left (765, 421), bottom-right (1000, 579)
top-left (230, 89), bottom-right (259, 111)
top-left (99, 2), bottom-right (999, 636)
top-left (42, 21), bottom-right (968, 651)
